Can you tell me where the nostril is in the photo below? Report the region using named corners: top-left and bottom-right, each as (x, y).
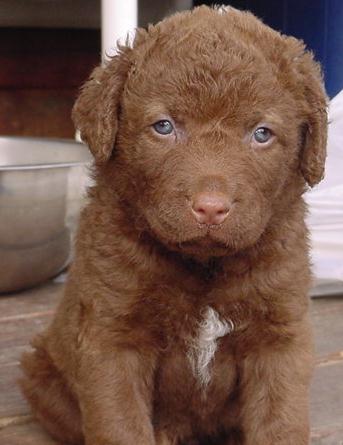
top-left (195, 206), bottom-right (207, 215)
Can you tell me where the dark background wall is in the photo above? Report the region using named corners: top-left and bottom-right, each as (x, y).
top-left (0, 28), bottom-right (100, 138)
top-left (193, 0), bottom-right (343, 98)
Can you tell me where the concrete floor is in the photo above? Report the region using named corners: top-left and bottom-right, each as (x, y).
top-left (0, 282), bottom-right (342, 444)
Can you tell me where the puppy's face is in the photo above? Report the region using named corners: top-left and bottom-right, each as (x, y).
top-left (73, 7), bottom-right (327, 259)
top-left (117, 70), bottom-right (296, 257)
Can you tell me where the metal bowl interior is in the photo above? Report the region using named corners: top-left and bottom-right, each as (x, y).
top-left (0, 136), bottom-right (92, 293)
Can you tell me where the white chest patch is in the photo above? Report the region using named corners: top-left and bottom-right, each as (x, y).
top-left (187, 307), bottom-right (234, 388)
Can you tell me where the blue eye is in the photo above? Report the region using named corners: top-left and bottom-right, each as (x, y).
top-left (153, 120), bottom-right (174, 135)
top-left (253, 127), bottom-right (273, 144)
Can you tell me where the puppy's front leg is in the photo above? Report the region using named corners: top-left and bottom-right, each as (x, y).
top-left (240, 325), bottom-right (313, 445)
top-left (77, 337), bottom-right (156, 445)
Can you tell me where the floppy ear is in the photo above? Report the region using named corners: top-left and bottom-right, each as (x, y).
top-left (300, 95), bottom-right (328, 187)
top-left (72, 48), bottom-right (132, 163)
top-left (295, 52), bottom-right (328, 187)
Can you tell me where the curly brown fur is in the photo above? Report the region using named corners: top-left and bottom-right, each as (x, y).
top-left (20, 5), bottom-right (327, 445)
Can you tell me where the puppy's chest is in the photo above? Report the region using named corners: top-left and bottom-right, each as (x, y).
top-left (161, 306), bottom-right (236, 388)
top-left (155, 306), bottom-right (238, 420)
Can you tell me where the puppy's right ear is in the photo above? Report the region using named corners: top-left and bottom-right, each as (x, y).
top-left (72, 49), bottom-right (132, 163)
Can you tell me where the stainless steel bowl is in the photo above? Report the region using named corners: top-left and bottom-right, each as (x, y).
top-left (0, 136), bottom-right (92, 293)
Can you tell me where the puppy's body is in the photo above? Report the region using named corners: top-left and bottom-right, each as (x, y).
top-left (20, 6), bottom-right (327, 445)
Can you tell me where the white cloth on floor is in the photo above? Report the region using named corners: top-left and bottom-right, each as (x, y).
top-left (306, 90), bottom-right (343, 286)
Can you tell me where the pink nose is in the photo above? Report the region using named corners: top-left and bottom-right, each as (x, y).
top-left (191, 192), bottom-right (231, 225)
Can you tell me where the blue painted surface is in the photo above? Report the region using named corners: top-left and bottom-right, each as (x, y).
top-left (193, 0), bottom-right (343, 97)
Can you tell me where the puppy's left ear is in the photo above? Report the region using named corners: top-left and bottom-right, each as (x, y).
top-left (294, 50), bottom-right (328, 187)
top-left (72, 47), bottom-right (132, 163)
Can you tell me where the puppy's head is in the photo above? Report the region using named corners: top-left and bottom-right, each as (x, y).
top-left (73, 6), bottom-right (327, 259)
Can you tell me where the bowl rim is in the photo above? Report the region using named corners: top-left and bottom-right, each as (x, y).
top-left (0, 135), bottom-right (92, 171)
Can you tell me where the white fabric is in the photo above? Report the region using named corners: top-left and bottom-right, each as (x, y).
top-left (306, 90), bottom-right (343, 286)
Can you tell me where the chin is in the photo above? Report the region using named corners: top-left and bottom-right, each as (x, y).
top-left (176, 238), bottom-right (233, 258)
top-left (153, 231), bottom-right (241, 260)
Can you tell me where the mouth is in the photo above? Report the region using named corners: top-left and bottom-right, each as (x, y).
top-left (144, 207), bottom-right (241, 257)
top-left (174, 231), bottom-right (231, 256)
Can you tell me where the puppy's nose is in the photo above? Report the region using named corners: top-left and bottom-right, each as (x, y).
top-left (191, 192), bottom-right (231, 225)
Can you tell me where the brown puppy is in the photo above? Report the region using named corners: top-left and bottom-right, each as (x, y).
top-left (20, 6), bottom-right (327, 445)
